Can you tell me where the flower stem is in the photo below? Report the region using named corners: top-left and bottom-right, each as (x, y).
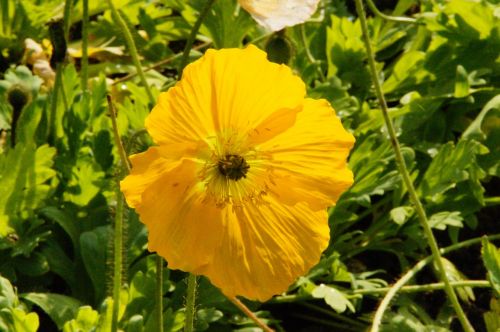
top-left (81, 0), bottom-right (89, 92)
top-left (228, 297), bottom-right (274, 332)
top-left (63, 0), bottom-right (73, 41)
top-left (353, 1), bottom-right (473, 331)
top-left (179, 0), bottom-right (217, 74)
top-left (365, 0), bottom-right (418, 24)
top-left (106, 0), bottom-right (155, 105)
top-left (184, 274), bottom-right (197, 332)
top-left (107, 96), bottom-right (128, 332)
top-left (111, 189), bottom-right (124, 332)
top-left (47, 64), bottom-right (63, 144)
top-left (300, 25), bottom-right (325, 81)
top-left (156, 256), bottom-right (164, 332)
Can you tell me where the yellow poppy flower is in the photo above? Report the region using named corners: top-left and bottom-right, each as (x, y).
top-left (239, 0), bottom-right (321, 31)
top-left (120, 45), bottom-right (354, 301)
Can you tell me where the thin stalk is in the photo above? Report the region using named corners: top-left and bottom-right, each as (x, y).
top-left (108, 96), bottom-right (131, 172)
top-left (106, 0), bottom-right (155, 104)
top-left (300, 25), bottom-right (325, 81)
top-left (107, 96), bottom-right (128, 332)
top-left (365, 0), bottom-right (418, 24)
top-left (63, 0), bottom-right (73, 41)
top-left (111, 189), bottom-right (124, 332)
top-left (354, 280), bottom-right (490, 295)
top-left (81, 0), bottom-right (89, 91)
top-left (184, 274), bottom-right (198, 332)
top-left (179, 0), bottom-right (216, 73)
top-left (48, 64), bottom-right (63, 144)
top-left (156, 256), bottom-right (164, 332)
top-left (228, 297), bottom-right (274, 332)
top-left (485, 196), bottom-right (500, 206)
top-left (353, 1), bottom-right (473, 331)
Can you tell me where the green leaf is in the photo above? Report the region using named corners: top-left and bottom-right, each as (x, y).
top-left (326, 15), bottom-right (371, 99)
top-left (454, 65), bottom-right (469, 98)
top-left (418, 140), bottom-right (484, 201)
top-left (311, 284), bottom-right (355, 313)
top-left (39, 206), bottom-right (79, 247)
top-left (481, 238), bottom-right (500, 296)
top-left (63, 158), bottom-right (105, 207)
top-left (63, 306), bottom-right (99, 332)
top-left (10, 308), bottom-right (39, 332)
top-left (428, 211), bottom-right (464, 230)
top-left (195, 308), bottom-right (223, 331)
top-left (440, 258), bottom-right (475, 303)
top-left (0, 275), bottom-right (16, 309)
top-left (462, 95), bottom-right (500, 141)
top-left (21, 293), bottom-right (82, 330)
top-left (390, 206), bottom-right (414, 225)
top-left (189, 0), bottom-right (254, 48)
top-left (484, 298), bottom-right (500, 332)
top-left (80, 226), bottom-right (110, 303)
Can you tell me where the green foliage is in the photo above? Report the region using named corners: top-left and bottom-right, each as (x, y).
top-left (0, 0), bottom-right (499, 331)
top-left (0, 275), bottom-right (39, 332)
top-left (482, 239), bottom-right (500, 296)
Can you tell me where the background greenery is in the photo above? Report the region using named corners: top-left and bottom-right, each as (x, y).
top-left (0, 0), bottom-right (499, 331)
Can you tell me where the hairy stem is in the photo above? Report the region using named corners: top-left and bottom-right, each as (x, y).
top-left (107, 96), bottom-right (128, 332)
top-left (354, 1), bottom-right (473, 331)
top-left (184, 274), bottom-right (198, 332)
top-left (156, 256), bottom-right (164, 332)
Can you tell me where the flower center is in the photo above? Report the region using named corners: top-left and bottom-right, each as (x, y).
top-left (217, 154), bottom-right (250, 181)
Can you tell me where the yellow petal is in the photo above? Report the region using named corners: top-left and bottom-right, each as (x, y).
top-left (198, 198), bottom-right (329, 301)
top-left (145, 45), bottom-right (305, 147)
top-left (123, 155), bottom-right (224, 271)
top-left (260, 98), bottom-right (355, 210)
top-left (239, 0), bottom-right (321, 31)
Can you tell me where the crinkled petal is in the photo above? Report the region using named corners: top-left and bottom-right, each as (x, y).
top-left (239, 0), bottom-right (320, 31)
top-left (197, 198), bottom-right (329, 301)
top-left (145, 45), bottom-right (305, 147)
top-left (122, 154), bottom-right (223, 271)
top-left (260, 98), bottom-right (355, 210)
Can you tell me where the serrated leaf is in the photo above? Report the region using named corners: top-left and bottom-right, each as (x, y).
top-left (482, 238), bottom-right (500, 296)
top-left (440, 258), bottom-right (475, 303)
top-left (418, 140), bottom-right (483, 201)
top-left (428, 211), bottom-right (463, 230)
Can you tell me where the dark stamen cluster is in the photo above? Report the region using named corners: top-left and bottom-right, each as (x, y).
top-left (217, 154), bottom-right (250, 181)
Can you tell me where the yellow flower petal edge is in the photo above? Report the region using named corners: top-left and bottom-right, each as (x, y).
top-left (120, 45), bottom-right (355, 301)
top-left (239, 0), bottom-right (321, 31)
